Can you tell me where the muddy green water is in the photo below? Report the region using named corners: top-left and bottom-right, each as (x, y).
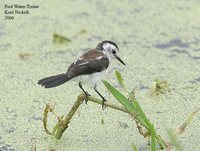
top-left (0, 0), bottom-right (200, 150)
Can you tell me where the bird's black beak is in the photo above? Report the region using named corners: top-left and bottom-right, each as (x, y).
top-left (115, 55), bottom-right (125, 65)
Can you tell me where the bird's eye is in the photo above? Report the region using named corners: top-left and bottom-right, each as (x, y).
top-left (112, 50), bottom-right (116, 54)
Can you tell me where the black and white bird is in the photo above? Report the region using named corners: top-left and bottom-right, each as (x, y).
top-left (37, 40), bottom-right (125, 108)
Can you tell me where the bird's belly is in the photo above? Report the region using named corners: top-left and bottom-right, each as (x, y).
top-left (78, 70), bottom-right (107, 85)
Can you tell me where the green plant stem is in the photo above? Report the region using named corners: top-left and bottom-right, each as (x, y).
top-left (87, 96), bottom-right (129, 113)
top-left (54, 93), bottom-right (85, 139)
top-left (52, 94), bottom-right (129, 139)
top-left (50, 93), bottom-right (166, 149)
top-left (88, 95), bottom-right (149, 130)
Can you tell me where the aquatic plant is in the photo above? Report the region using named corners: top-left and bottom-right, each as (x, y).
top-left (43, 71), bottom-right (199, 151)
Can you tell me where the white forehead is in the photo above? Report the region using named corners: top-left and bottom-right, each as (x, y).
top-left (102, 43), bottom-right (117, 51)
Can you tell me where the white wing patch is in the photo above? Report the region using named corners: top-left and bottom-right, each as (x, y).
top-left (96, 56), bottom-right (103, 60)
top-left (73, 57), bottom-right (83, 64)
top-left (78, 61), bottom-right (89, 66)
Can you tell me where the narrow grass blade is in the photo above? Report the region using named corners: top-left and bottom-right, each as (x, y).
top-left (102, 80), bottom-right (135, 112)
top-left (167, 129), bottom-right (183, 151)
top-left (52, 124), bottom-right (59, 134)
top-left (174, 109), bottom-right (199, 136)
top-left (150, 124), bottom-right (157, 151)
top-left (103, 80), bottom-right (149, 129)
top-left (115, 70), bottom-right (126, 90)
top-left (128, 92), bottom-right (151, 127)
top-left (130, 97), bottom-right (147, 119)
top-left (103, 80), bottom-right (166, 149)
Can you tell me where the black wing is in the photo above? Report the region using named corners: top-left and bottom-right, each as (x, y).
top-left (67, 56), bottom-right (109, 78)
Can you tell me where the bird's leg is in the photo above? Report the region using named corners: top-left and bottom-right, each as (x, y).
top-left (94, 84), bottom-right (107, 109)
top-left (78, 82), bottom-right (90, 104)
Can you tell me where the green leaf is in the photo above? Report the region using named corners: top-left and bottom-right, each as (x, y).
top-left (103, 79), bottom-right (168, 149)
top-left (102, 80), bottom-right (135, 112)
top-left (52, 123), bottom-right (59, 135)
top-left (150, 124), bottom-right (157, 151)
top-left (103, 80), bottom-right (150, 129)
top-left (115, 70), bottom-right (124, 86)
top-left (115, 70), bottom-right (129, 92)
top-left (128, 91), bottom-right (151, 127)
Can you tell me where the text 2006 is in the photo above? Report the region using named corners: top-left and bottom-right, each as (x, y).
top-left (5, 16), bottom-right (14, 20)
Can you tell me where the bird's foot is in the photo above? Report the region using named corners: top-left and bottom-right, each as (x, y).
top-left (84, 91), bottom-right (91, 104)
top-left (102, 98), bottom-right (107, 110)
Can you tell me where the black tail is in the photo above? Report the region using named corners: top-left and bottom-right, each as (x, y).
top-left (37, 74), bottom-right (71, 88)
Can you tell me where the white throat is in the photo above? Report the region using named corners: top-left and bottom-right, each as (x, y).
top-left (102, 50), bottom-right (113, 62)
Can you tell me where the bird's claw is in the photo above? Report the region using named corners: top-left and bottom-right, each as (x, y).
top-left (84, 92), bottom-right (91, 104)
top-left (102, 99), bottom-right (107, 110)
